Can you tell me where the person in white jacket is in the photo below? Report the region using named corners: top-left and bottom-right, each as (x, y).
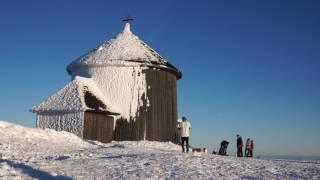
top-left (177, 116), bottom-right (191, 152)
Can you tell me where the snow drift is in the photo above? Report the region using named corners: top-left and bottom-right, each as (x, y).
top-left (1, 120), bottom-right (319, 179)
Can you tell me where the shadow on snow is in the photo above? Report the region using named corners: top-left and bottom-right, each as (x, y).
top-left (0, 159), bottom-right (72, 180)
top-left (100, 154), bottom-right (138, 159)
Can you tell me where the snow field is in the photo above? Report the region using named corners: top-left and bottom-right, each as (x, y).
top-left (1, 121), bottom-right (319, 179)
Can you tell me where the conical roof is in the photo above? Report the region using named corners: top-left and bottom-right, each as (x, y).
top-left (67, 23), bottom-right (181, 79)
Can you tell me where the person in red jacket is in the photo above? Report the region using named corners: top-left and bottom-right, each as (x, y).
top-left (245, 138), bottom-right (250, 157)
top-left (248, 138), bottom-right (254, 157)
top-left (245, 138), bottom-right (254, 157)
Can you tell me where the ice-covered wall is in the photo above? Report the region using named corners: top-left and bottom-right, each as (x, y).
top-left (37, 112), bottom-right (84, 137)
top-left (71, 66), bottom-right (149, 122)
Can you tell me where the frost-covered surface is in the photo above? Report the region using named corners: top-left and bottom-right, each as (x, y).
top-left (31, 76), bottom-right (118, 114)
top-left (67, 23), bottom-right (167, 69)
top-left (1, 121), bottom-right (320, 179)
top-left (0, 121), bottom-right (90, 158)
top-left (37, 112), bottom-right (84, 137)
top-left (31, 22), bottom-right (178, 124)
top-left (65, 23), bottom-right (163, 121)
top-left (71, 66), bottom-right (149, 121)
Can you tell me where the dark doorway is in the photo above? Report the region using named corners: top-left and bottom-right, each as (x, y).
top-left (83, 111), bottom-right (114, 143)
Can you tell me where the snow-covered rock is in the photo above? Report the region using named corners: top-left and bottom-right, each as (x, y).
top-left (1, 120), bottom-right (319, 179)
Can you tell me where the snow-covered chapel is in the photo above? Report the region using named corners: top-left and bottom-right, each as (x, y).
top-left (31, 21), bottom-right (182, 143)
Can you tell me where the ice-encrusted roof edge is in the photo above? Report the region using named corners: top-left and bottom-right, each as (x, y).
top-left (30, 76), bottom-right (120, 115)
top-left (66, 22), bottom-right (182, 79)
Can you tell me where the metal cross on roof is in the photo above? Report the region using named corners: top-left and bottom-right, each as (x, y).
top-left (123, 17), bottom-right (133, 23)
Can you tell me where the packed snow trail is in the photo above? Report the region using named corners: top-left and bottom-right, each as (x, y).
top-left (1, 121), bottom-right (319, 179)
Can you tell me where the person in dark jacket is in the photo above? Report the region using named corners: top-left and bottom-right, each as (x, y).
top-left (218, 140), bottom-right (229, 156)
top-left (236, 134), bottom-right (243, 157)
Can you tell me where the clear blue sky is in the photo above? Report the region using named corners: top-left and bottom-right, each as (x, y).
top-left (1, 0), bottom-right (319, 156)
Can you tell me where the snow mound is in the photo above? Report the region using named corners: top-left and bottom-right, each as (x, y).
top-left (0, 120), bottom-right (91, 158)
top-left (1, 120), bottom-right (320, 179)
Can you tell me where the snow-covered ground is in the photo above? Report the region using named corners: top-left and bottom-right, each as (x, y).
top-left (0, 121), bottom-right (319, 179)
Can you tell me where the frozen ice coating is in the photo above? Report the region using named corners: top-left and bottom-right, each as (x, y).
top-left (37, 112), bottom-right (84, 137)
top-left (65, 22), bottom-right (179, 121)
top-left (67, 22), bottom-right (168, 68)
top-left (31, 22), bottom-right (178, 122)
top-left (67, 66), bottom-right (149, 121)
top-left (31, 76), bottom-right (118, 114)
top-left (123, 22), bottom-right (132, 34)
top-left (31, 22), bottom-right (182, 142)
top-left (84, 66), bottom-right (149, 121)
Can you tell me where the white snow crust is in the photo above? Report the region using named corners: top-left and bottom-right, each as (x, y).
top-left (37, 112), bottom-right (84, 137)
top-left (1, 120), bottom-right (320, 179)
top-left (31, 76), bottom-right (118, 114)
top-left (33, 23), bottom-right (157, 121)
top-left (67, 23), bottom-right (167, 69)
top-left (71, 66), bottom-right (148, 121)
